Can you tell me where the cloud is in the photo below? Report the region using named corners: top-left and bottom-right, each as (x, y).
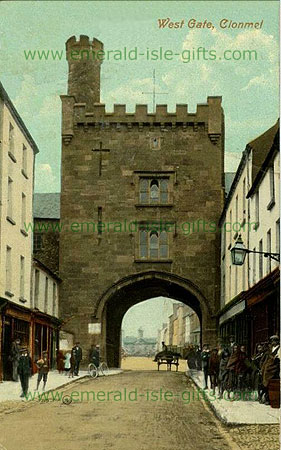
top-left (35, 163), bottom-right (57, 192)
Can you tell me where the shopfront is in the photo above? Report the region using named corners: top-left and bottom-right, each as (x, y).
top-left (246, 268), bottom-right (280, 355)
top-left (0, 299), bottom-right (61, 381)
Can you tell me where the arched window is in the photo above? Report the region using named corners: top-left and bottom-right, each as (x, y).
top-left (150, 180), bottom-right (159, 204)
top-left (160, 179), bottom-right (168, 204)
top-left (139, 228), bottom-right (169, 260)
top-left (139, 179), bottom-right (149, 204)
top-left (140, 230), bottom-right (148, 259)
top-left (159, 231), bottom-right (168, 258)
top-left (139, 177), bottom-right (169, 205)
top-left (150, 231), bottom-right (159, 259)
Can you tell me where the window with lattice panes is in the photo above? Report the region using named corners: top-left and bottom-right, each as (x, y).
top-left (139, 178), bottom-right (169, 205)
top-left (139, 229), bottom-right (169, 260)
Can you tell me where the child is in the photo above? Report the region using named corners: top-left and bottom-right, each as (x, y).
top-left (69, 349), bottom-right (75, 378)
top-left (64, 350), bottom-right (71, 375)
top-left (36, 351), bottom-right (49, 391)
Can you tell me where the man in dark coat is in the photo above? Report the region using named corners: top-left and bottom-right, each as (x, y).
top-left (10, 338), bottom-right (21, 381)
top-left (72, 342), bottom-right (82, 376)
top-left (18, 348), bottom-right (32, 398)
top-left (209, 348), bottom-right (220, 395)
top-left (90, 345), bottom-right (100, 367)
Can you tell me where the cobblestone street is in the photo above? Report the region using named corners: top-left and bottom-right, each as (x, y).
top-left (0, 370), bottom-right (279, 450)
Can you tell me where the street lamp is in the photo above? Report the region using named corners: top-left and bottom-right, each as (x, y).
top-left (231, 235), bottom-right (247, 265)
top-left (231, 234), bottom-right (280, 265)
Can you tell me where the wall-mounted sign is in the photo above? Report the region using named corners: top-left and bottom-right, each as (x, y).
top-left (88, 323), bottom-right (101, 334)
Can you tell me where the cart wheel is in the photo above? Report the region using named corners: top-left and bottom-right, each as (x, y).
top-left (100, 362), bottom-right (109, 376)
top-left (62, 395), bottom-right (72, 405)
top-left (88, 363), bottom-right (98, 378)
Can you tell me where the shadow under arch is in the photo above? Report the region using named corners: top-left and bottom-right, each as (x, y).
top-left (95, 271), bottom-right (216, 368)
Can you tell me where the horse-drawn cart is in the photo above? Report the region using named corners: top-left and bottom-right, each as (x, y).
top-left (153, 351), bottom-right (180, 371)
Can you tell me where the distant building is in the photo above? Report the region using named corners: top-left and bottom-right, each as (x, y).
top-left (157, 302), bottom-right (201, 354)
top-left (123, 328), bottom-right (157, 356)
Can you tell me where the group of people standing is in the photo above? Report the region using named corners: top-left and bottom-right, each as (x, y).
top-left (189, 335), bottom-right (280, 403)
top-left (56, 342), bottom-right (83, 378)
top-left (9, 339), bottom-right (83, 398)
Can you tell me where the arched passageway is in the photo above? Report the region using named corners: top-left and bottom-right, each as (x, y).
top-left (95, 271), bottom-right (217, 367)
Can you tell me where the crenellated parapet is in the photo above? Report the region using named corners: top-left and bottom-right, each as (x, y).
top-left (61, 96), bottom-right (223, 145)
top-left (66, 35), bottom-right (103, 106)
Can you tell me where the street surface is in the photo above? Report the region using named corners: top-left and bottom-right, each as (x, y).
top-left (0, 358), bottom-right (279, 450)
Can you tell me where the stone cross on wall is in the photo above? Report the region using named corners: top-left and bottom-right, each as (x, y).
top-left (92, 141), bottom-right (110, 176)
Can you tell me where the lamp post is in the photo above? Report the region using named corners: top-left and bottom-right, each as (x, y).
top-left (231, 234), bottom-right (280, 265)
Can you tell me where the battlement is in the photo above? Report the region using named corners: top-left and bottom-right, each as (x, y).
top-left (61, 95), bottom-right (223, 144)
top-left (66, 35), bottom-right (103, 56)
top-left (63, 96), bottom-right (222, 124)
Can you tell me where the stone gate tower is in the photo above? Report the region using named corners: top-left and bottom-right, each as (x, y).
top-left (60, 35), bottom-right (225, 367)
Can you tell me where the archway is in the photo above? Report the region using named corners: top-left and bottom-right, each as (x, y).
top-left (95, 271), bottom-right (217, 367)
top-left (121, 297), bottom-right (201, 371)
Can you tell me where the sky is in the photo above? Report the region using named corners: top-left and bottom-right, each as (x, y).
top-left (122, 297), bottom-right (179, 338)
top-left (1, 1), bottom-right (279, 336)
top-left (0, 1), bottom-right (279, 193)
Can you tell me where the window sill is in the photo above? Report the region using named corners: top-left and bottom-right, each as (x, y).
top-left (6, 216), bottom-right (16, 225)
top-left (8, 151), bottom-right (17, 163)
top-left (134, 259), bottom-right (173, 263)
top-left (20, 228), bottom-right (28, 237)
top-left (267, 198), bottom-right (275, 211)
top-left (5, 290), bottom-right (14, 298)
top-left (19, 297), bottom-right (27, 304)
top-left (135, 204), bottom-right (173, 208)
top-left (21, 169), bottom-right (29, 180)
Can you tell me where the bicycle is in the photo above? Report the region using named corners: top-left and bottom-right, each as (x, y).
top-left (88, 361), bottom-right (109, 378)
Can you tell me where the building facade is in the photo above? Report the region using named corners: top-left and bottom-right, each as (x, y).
top-left (0, 83), bottom-right (60, 381)
top-left (219, 121), bottom-right (280, 354)
top-left (157, 302), bottom-right (201, 354)
top-left (60, 35), bottom-right (225, 367)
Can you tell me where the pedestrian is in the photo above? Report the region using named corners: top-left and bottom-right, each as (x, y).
top-left (218, 348), bottom-right (230, 399)
top-left (64, 350), bottom-right (71, 375)
top-left (201, 344), bottom-right (210, 389)
top-left (226, 344), bottom-right (240, 399)
top-left (251, 343), bottom-right (264, 399)
top-left (56, 350), bottom-right (65, 374)
top-left (195, 345), bottom-right (202, 370)
top-left (261, 335), bottom-right (280, 405)
top-left (186, 344), bottom-right (197, 370)
top-left (69, 349), bottom-right (75, 378)
top-left (72, 342), bottom-right (82, 376)
top-left (90, 344), bottom-right (100, 367)
top-left (10, 338), bottom-right (21, 382)
top-left (36, 351), bottom-right (49, 391)
top-left (209, 348), bottom-right (220, 395)
top-left (17, 348), bottom-right (32, 398)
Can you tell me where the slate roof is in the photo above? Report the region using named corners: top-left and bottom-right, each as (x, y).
top-left (224, 172), bottom-right (236, 195)
top-left (248, 120), bottom-right (279, 183)
top-left (33, 193), bottom-right (60, 219)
